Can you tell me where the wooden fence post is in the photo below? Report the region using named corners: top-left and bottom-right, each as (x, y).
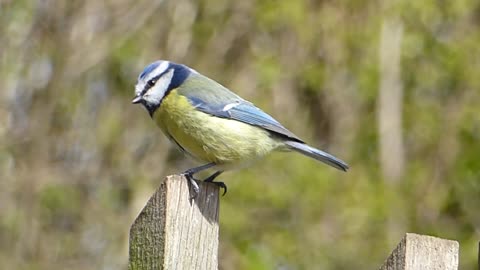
top-left (128, 174), bottom-right (220, 270)
top-left (379, 233), bottom-right (459, 270)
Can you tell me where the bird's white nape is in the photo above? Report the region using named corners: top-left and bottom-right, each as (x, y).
top-left (188, 67), bottom-right (199, 74)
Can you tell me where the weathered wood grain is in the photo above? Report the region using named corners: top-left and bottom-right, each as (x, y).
top-left (379, 233), bottom-right (459, 270)
top-left (128, 175), bottom-right (219, 270)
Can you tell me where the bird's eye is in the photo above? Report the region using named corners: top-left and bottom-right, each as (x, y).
top-left (147, 79), bottom-right (156, 87)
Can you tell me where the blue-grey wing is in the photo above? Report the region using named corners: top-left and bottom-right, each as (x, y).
top-left (178, 74), bottom-right (303, 142)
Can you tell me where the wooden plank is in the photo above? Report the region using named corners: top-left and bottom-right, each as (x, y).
top-left (128, 175), bottom-right (220, 270)
top-left (379, 233), bottom-right (459, 270)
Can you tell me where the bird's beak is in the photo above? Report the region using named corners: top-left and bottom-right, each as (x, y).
top-left (132, 95), bottom-right (142, 104)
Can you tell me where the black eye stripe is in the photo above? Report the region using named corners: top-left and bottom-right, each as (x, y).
top-left (140, 70), bottom-right (169, 96)
top-left (147, 79), bottom-right (156, 86)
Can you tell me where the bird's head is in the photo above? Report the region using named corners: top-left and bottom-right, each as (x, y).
top-left (132, 60), bottom-right (192, 116)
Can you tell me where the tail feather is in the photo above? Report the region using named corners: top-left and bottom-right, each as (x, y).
top-left (284, 141), bottom-right (349, 171)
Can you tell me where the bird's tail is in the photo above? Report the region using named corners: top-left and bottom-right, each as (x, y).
top-left (284, 141), bottom-right (349, 171)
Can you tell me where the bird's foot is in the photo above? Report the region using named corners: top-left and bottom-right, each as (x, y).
top-left (203, 171), bottom-right (227, 196)
top-left (181, 163), bottom-right (218, 200)
top-left (208, 181), bottom-right (227, 196)
top-left (181, 172), bottom-right (200, 199)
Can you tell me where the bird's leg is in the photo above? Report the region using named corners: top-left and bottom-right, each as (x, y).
top-left (182, 163), bottom-right (216, 199)
top-left (203, 171), bottom-right (227, 196)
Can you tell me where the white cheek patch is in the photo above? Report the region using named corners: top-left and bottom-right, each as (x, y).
top-left (143, 68), bottom-right (175, 105)
top-left (135, 83), bottom-right (145, 96)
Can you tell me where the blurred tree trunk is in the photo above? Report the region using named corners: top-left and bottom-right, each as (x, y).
top-left (378, 15), bottom-right (407, 251)
top-left (377, 18), bottom-right (405, 183)
top-left (321, 7), bottom-right (360, 157)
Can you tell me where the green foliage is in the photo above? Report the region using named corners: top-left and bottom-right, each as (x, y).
top-left (0, 0), bottom-right (479, 269)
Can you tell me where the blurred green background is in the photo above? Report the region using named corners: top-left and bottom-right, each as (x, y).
top-left (1, 0), bottom-right (479, 269)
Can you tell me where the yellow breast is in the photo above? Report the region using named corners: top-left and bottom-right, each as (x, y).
top-left (153, 90), bottom-right (281, 166)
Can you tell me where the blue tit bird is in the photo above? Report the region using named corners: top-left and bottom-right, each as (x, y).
top-left (132, 60), bottom-right (348, 197)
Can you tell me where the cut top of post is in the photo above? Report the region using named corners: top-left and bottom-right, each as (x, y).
top-left (129, 175), bottom-right (220, 270)
top-left (379, 233), bottom-right (459, 270)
